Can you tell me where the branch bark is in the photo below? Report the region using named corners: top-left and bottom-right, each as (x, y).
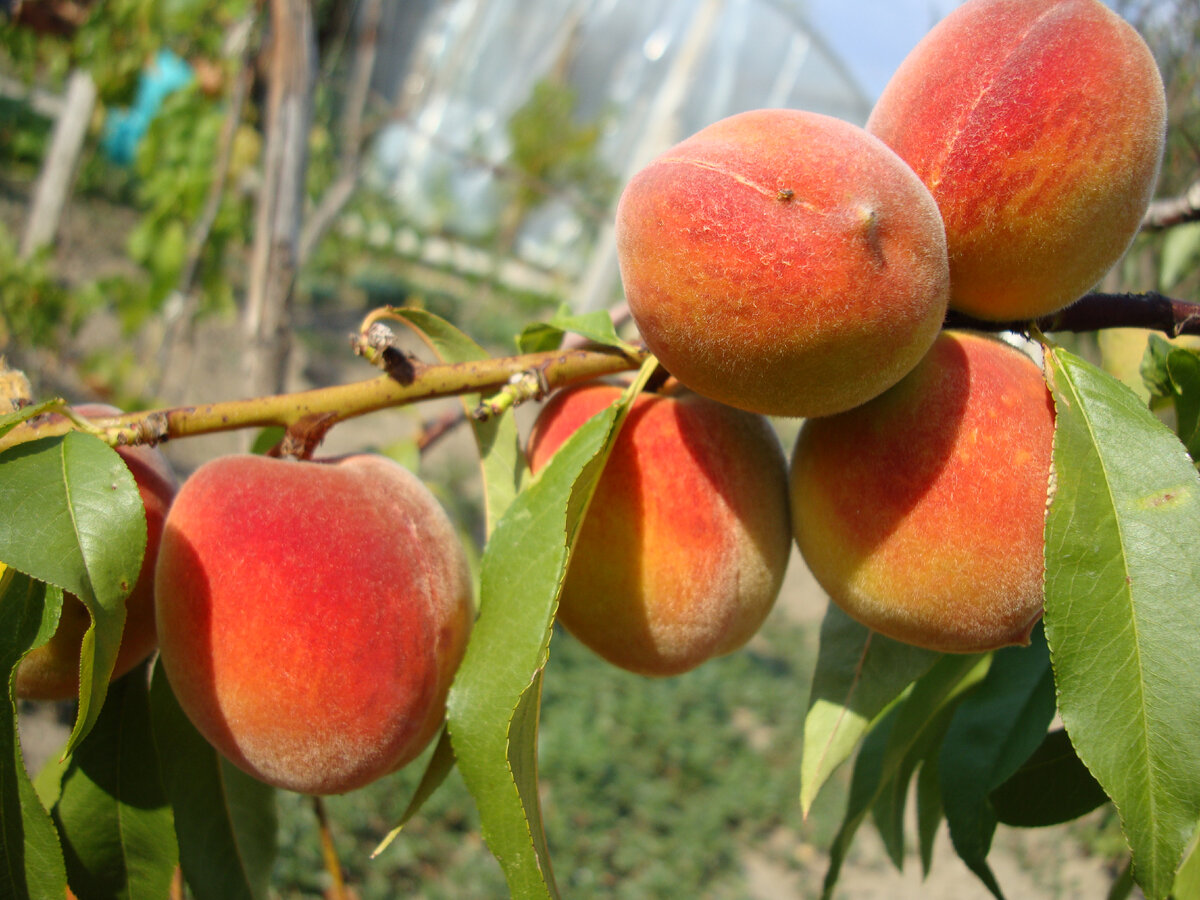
top-left (0, 343), bottom-right (646, 453)
top-left (242, 0), bottom-right (315, 398)
top-left (1142, 178), bottom-right (1200, 230)
top-left (946, 291), bottom-right (1200, 337)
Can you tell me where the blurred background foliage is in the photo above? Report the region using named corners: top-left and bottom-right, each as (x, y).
top-left (272, 619), bottom-right (822, 899)
top-left (0, 0), bottom-right (612, 408)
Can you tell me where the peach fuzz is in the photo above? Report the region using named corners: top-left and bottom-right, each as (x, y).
top-left (154, 453), bottom-right (473, 795)
top-left (16, 404), bottom-right (178, 701)
top-left (790, 332), bottom-right (1054, 653)
top-left (616, 108), bottom-right (949, 419)
top-left (867, 0), bottom-right (1166, 321)
top-left (527, 383), bottom-right (791, 676)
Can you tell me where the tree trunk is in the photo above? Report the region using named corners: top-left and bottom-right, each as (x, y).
top-left (242, 0), bottom-right (315, 399)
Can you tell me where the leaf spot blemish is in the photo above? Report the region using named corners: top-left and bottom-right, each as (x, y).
top-left (1138, 486), bottom-right (1189, 510)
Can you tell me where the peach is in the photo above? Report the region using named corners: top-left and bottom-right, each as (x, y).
top-left (526, 383), bottom-right (791, 676)
top-left (615, 108), bottom-right (950, 419)
top-left (867, 0), bottom-right (1166, 321)
top-left (153, 454), bottom-right (473, 795)
top-left (16, 405), bottom-right (178, 701)
top-left (790, 332), bottom-right (1054, 653)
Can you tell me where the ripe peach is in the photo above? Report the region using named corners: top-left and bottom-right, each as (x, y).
top-left (790, 332), bottom-right (1054, 653)
top-left (867, 0), bottom-right (1166, 321)
top-left (16, 405), bottom-right (178, 701)
top-left (153, 454), bottom-right (473, 795)
top-left (616, 108), bottom-right (950, 419)
top-left (527, 383), bottom-right (791, 676)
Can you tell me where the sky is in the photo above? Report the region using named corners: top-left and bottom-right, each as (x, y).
top-left (804, 0), bottom-right (968, 102)
top-left (806, 0), bottom-right (1133, 103)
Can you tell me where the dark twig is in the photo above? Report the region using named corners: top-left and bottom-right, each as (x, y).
top-left (415, 407), bottom-right (466, 453)
top-left (946, 291), bottom-right (1200, 338)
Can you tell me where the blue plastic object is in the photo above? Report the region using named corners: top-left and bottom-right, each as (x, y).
top-left (101, 49), bottom-right (194, 165)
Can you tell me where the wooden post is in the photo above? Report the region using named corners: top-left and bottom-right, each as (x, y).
top-left (20, 68), bottom-right (96, 259)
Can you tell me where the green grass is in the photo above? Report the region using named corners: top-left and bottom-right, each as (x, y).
top-left (272, 612), bottom-right (825, 899)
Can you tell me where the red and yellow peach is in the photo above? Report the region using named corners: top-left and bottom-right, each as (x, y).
top-left (616, 108), bottom-right (950, 418)
top-left (790, 332), bottom-right (1054, 653)
top-left (527, 383), bottom-right (791, 676)
top-left (153, 453), bottom-right (473, 795)
top-left (867, 0), bottom-right (1166, 320)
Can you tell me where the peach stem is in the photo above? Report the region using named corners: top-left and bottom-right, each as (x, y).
top-left (313, 796), bottom-right (349, 900)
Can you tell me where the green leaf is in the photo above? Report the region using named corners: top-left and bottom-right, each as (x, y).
top-left (447, 358), bottom-right (658, 899)
top-left (149, 662), bottom-right (276, 900)
top-left (1174, 828), bottom-right (1200, 900)
top-left (517, 304), bottom-right (635, 356)
top-left (0, 399), bottom-right (63, 441)
top-left (31, 745), bottom-right (69, 813)
top-left (392, 307), bottom-right (525, 533)
top-left (1043, 345), bottom-right (1200, 899)
top-left (366, 310), bottom-right (529, 852)
top-left (1139, 336), bottom-right (1200, 460)
top-left (939, 625), bottom-right (1057, 899)
top-left (1166, 350), bottom-right (1200, 460)
top-left (1, 571), bottom-right (68, 900)
top-left (516, 322), bottom-right (567, 354)
top-left (53, 664), bottom-right (177, 899)
top-left (248, 426), bottom-right (285, 456)
top-left (821, 653), bottom-right (990, 899)
top-left (370, 727), bottom-right (456, 860)
top-left (510, 670), bottom-right (554, 872)
top-left (990, 729), bottom-right (1108, 827)
top-left (1110, 859), bottom-right (1137, 900)
top-left (800, 603), bottom-right (943, 814)
top-left (870, 648), bottom-right (996, 874)
top-left (0, 433), bottom-right (146, 753)
top-left (1159, 221), bottom-right (1200, 291)
top-left (548, 307), bottom-right (634, 354)
top-left (1141, 333), bottom-right (1176, 402)
top-left (871, 722), bottom-right (944, 872)
top-left (916, 754), bottom-right (942, 877)
top-left (826, 705), bottom-right (894, 894)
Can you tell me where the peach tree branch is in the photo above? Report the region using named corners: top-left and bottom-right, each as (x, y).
top-left (0, 343), bottom-right (647, 453)
top-left (946, 291), bottom-right (1200, 336)
top-left (4, 291), bottom-right (1200, 456)
top-left (1141, 178), bottom-right (1200, 230)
